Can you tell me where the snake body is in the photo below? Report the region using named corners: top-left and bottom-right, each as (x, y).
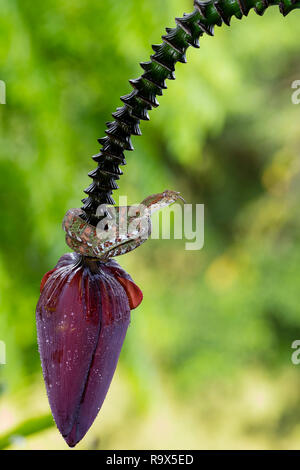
top-left (63, 190), bottom-right (184, 259)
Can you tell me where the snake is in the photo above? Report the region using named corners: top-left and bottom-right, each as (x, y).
top-left (62, 190), bottom-right (185, 260)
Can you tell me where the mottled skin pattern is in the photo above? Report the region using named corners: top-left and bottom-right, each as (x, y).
top-left (63, 190), bottom-right (184, 260)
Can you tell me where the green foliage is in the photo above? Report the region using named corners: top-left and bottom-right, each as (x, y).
top-left (0, 0), bottom-right (299, 449)
top-left (0, 414), bottom-right (53, 449)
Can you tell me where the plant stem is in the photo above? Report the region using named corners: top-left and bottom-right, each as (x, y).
top-left (81, 0), bottom-right (300, 225)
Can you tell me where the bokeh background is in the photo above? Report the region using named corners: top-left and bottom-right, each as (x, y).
top-left (0, 0), bottom-right (300, 450)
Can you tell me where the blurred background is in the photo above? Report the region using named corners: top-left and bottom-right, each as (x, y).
top-left (0, 0), bottom-right (300, 450)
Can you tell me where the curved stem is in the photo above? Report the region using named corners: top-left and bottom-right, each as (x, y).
top-left (81, 0), bottom-right (300, 225)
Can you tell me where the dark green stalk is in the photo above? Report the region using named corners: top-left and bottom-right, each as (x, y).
top-left (81, 0), bottom-right (300, 225)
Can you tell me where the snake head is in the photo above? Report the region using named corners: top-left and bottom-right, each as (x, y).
top-left (63, 190), bottom-right (185, 260)
top-left (140, 190), bottom-right (185, 214)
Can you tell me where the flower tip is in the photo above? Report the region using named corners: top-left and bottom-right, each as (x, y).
top-left (63, 432), bottom-right (80, 448)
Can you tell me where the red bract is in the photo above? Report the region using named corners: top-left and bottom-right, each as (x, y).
top-left (36, 253), bottom-right (143, 447)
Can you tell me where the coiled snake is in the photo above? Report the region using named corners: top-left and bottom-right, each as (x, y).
top-left (63, 190), bottom-right (184, 260)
